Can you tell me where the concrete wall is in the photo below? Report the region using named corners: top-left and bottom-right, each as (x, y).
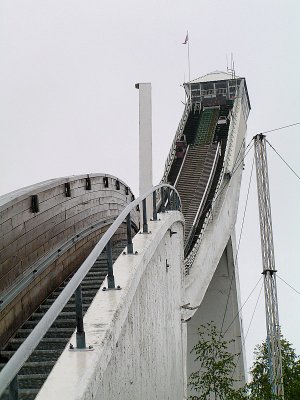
top-left (0, 174), bottom-right (138, 347)
top-left (184, 157), bottom-right (244, 315)
top-left (187, 236), bottom-right (245, 397)
top-left (36, 211), bottom-right (185, 400)
top-left (183, 91), bottom-right (249, 392)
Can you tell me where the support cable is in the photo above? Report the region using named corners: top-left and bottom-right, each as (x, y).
top-left (220, 153), bottom-right (255, 334)
top-left (223, 275), bottom-right (263, 336)
top-left (196, 140), bottom-right (254, 227)
top-left (259, 122), bottom-right (300, 135)
top-left (232, 281), bottom-right (264, 378)
top-left (266, 140), bottom-right (300, 181)
top-left (231, 139), bottom-right (254, 176)
top-left (244, 282), bottom-right (264, 342)
top-left (277, 274), bottom-right (300, 296)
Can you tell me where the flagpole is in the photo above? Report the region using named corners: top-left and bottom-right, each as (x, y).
top-left (182, 31), bottom-right (191, 104)
top-left (187, 31), bottom-right (191, 104)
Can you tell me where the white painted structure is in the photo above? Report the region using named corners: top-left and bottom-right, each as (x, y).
top-left (37, 211), bottom-right (185, 400)
top-left (136, 82), bottom-right (153, 197)
top-left (1, 72), bottom-right (250, 399)
top-left (182, 72), bottom-right (250, 396)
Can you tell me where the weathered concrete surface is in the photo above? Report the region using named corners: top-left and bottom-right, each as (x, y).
top-left (183, 85), bottom-right (248, 389)
top-left (36, 211), bottom-right (185, 400)
top-left (183, 154), bottom-right (244, 320)
top-left (187, 236), bottom-right (246, 398)
top-left (0, 174), bottom-right (138, 347)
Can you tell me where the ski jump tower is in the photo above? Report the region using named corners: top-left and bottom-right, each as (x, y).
top-left (161, 71), bottom-right (251, 394)
top-left (0, 71), bottom-right (251, 400)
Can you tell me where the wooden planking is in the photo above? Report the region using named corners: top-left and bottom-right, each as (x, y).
top-left (0, 174), bottom-right (131, 224)
top-left (0, 174), bottom-right (137, 295)
top-left (0, 223), bottom-right (128, 348)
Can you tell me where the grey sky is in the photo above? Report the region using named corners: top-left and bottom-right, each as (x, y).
top-left (0, 0), bottom-right (299, 372)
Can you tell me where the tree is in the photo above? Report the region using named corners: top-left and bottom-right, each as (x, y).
top-left (248, 337), bottom-right (300, 400)
top-left (188, 322), bottom-right (247, 400)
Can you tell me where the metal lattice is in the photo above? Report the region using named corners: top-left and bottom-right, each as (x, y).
top-left (254, 134), bottom-right (284, 398)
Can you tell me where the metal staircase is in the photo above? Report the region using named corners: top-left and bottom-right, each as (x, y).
top-left (184, 144), bottom-right (219, 236)
top-left (175, 145), bottom-right (209, 234)
top-left (174, 143), bottom-right (220, 250)
top-left (0, 241), bottom-right (127, 400)
top-left (163, 100), bottom-right (233, 261)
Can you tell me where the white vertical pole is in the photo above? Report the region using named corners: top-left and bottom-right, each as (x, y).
top-left (135, 83), bottom-right (153, 213)
top-left (187, 31), bottom-right (191, 103)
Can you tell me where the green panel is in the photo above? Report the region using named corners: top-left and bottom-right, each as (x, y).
top-left (194, 109), bottom-right (219, 145)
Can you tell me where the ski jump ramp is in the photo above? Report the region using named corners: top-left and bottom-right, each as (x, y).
top-left (0, 71), bottom-right (250, 399)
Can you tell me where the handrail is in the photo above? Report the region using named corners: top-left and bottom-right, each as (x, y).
top-left (0, 218), bottom-right (138, 312)
top-left (0, 183), bottom-right (181, 398)
top-left (184, 143), bottom-right (221, 256)
top-left (161, 102), bottom-right (192, 183)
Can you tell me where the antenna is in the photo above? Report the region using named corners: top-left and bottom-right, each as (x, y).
top-left (254, 134), bottom-right (284, 399)
top-left (227, 53), bottom-right (236, 79)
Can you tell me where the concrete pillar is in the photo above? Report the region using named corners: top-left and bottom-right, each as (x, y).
top-left (135, 82), bottom-right (153, 226)
top-left (186, 237), bottom-right (246, 397)
top-left (135, 83), bottom-right (153, 197)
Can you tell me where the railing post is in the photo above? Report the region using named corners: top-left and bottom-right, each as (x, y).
top-left (152, 190), bottom-right (157, 221)
top-left (75, 285), bottom-right (86, 349)
top-left (9, 375), bottom-right (18, 400)
top-left (126, 213), bottom-right (133, 254)
top-left (166, 187), bottom-right (171, 210)
top-left (176, 192), bottom-right (180, 210)
top-left (172, 191), bottom-right (177, 210)
top-left (142, 198), bottom-right (148, 233)
top-left (161, 187), bottom-right (165, 213)
top-left (170, 189), bottom-right (175, 210)
top-left (106, 240), bottom-right (115, 289)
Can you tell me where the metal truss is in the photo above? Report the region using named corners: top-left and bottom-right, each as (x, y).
top-left (254, 134), bottom-right (284, 398)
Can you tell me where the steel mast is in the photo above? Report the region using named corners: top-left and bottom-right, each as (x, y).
top-left (254, 134), bottom-right (284, 398)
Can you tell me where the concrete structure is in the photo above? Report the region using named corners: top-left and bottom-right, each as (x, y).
top-left (36, 212), bottom-right (185, 400)
top-left (0, 71), bottom-right (251, 399)
top-left (180, 72), bottom-right (250, 396)
top-left (136, 82), bottom-right (153, 197)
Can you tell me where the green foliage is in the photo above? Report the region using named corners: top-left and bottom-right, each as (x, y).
top-left (188, 324), bottom-right (300, 400)
top-left (188, 322), bottom-right (247, 400)
top-left (248, 337), bottom-right (300, 400)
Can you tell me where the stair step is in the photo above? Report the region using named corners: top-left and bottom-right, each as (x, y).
top-left (1, 350), bottom-right (63, 363)
top-left (0, 388), bottom-right (40, 400)
top-left (17, 374), bottom-right (49, 389)
top-left (15, 328), bottom-right (75, 339)
top-left (9, 338), bottom-right (69, 351)
top-left (0, 240), bottom-right (126, 399)
top-left (0, 361), bottom-right (56, 376)
top-left (22, 318), bottom-right (76, 330)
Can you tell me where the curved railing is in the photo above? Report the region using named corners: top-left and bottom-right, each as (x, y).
top-left (0, 183), bottom-right (181, 399)
top-left (0, 173), bottom-right (137, 349)
top-left (0, 217), bottom-right (139, 312)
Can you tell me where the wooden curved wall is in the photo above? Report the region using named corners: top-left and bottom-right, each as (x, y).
top-left (0, 174), bottom-right (138, 347)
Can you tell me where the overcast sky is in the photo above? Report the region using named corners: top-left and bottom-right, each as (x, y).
top-left (0, 0), bottom-right (299, 372)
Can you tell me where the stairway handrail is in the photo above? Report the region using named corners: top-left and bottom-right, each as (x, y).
top-left (0, 183), bottom-right (181, 397)
top-left (0, 218), bottom-right (138, 312)
top-left (161, 102), bottom-right (192, 183)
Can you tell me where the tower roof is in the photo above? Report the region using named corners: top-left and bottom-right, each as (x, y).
top-left (189, 71), bottom-right (241, 83)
